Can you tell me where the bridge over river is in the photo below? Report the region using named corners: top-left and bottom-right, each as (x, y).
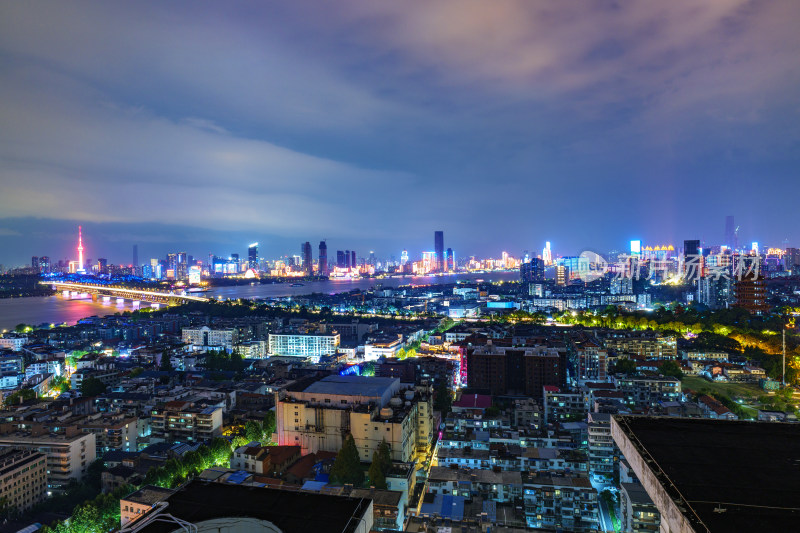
top-left (41, 281), bottom-right (209, 306)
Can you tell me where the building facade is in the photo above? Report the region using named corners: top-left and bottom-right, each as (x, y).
top-left (269, 333), bottom-right (340, 358)
top-left (0, 448), bottom-right (47, 512)
top-left (275, 375), bottom-right (432, 463)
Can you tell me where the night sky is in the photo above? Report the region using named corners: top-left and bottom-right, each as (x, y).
top-left (1, 1), bottom-right (799, 266)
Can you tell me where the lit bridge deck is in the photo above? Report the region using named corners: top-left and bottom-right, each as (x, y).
top-left (41, 281), bottom-right (210, 305)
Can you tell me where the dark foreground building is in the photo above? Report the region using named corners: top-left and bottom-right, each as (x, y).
top-left (612, 416), bottom-right (800, 533)
top-left (125, 480), bottom-right (374, 533)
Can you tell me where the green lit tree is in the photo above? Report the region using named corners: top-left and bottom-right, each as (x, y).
top-left (244, 420), bottom-right (263, 443)
top-left (368, 452), bottom-right (387, 489)
top-left (659, 360), bottom-right (684, 379)
top-left (160, 350), bottom-right (173, 372)
top-left (330, 434), bottom-right (363, 486)
top-left (263, 411), bottom-right (276, 442)
top-left (80, 377), bottom-right (107, 397)
top-left (434, 379), bottom-right (452, 415)
top-left (610, 358), bottom-right (637, 375)
top-left (376, 439), bottom-right (392, 474)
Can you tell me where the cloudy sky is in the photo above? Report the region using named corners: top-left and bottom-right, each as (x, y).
top-left (1, 1), bottom-right (799, 266)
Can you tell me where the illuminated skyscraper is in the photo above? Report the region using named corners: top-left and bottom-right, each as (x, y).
top-left (76, 226), bottom-right (85, 273)
top-left (400, 250), bottom-right (409, 265)
top-left (176, 252), bottom-right (188, 279)
top-left (725, 215), bottom-right (737, 250)
top-left (248, 243), bottom-right (259, 269)
top-left (555, 264), bottom-right (568, 286)
top-left (318, 241), bottom-right (327, 275)
top-left (521, 258), bottom-right (545, 282)
top-left (446, 248), bottom-right (454, 271)
top-left (301, 242), bottom-right (313, 275)
top-left (434, 231), bottom-right (444, 272)
top-left (542, 241), bottom-right (552, 265)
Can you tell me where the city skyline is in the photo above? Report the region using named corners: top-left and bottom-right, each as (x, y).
top-left (1, 2), bottom-right (800, 263)
top-left (6, 216), bottom-right (792, 271)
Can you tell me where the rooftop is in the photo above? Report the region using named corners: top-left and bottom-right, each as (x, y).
top-left (303, 375), bottom-right (399, 397)
top-left (614, 416), bottom-right (800, 532)
top-left (122, 485), bottom-right (175, 506)
top-left (136, 480), bottom-right (372, 533)
top-left (453, 393), bottom-right (492, 409)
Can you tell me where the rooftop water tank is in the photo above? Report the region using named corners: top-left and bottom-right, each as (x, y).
top-left (380, 407), bottom-right (393, 419)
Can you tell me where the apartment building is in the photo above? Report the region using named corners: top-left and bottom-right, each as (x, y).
top-left (275, 375), bottom-right (432, 463)
top-left (620, 482), bottom-right (660, 533)
top-left (0, 448), bottom-right (47, 512)
top-left (426, 466), bottom-right (522, 503)
top-left (268, 332), bottom-right (340, 359)
top-left (0, 429), bottom-right (95, 492)
top-left (0, 336), bottom-right (28, 352)
top-left (466, 344), bottom-right (566, 399)
top-left (79, 413), bottom-right (139, 455)
top-left (543, 386), bottom-right (586, 425)
top-left (182, 326), bottom-right (238, 352)
top-left (523, 475), bottom-right (599, 532)
top-left (602, 333), bottom-right (677, 359)
top-left (587, 412), bottom-right (617, 482)
top-left (613, 376), bottom-right (682, 408)
top-left (150, 401), bottom-right (223, 444)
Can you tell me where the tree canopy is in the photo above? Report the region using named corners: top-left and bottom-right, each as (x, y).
top-left (80, 377), bottom-right (107, 397)
top-left (330, 434), bottom-right (363, 486)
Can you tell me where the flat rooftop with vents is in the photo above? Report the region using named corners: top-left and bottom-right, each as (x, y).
top-left (132, 479), bottom-right (373, 533)
top-left (611, 415), bottom-right (800, 533)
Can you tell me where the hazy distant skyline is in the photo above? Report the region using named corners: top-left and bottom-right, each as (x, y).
top-left (0, 215), bottom-right (783, 268)
top-left (1, 1), bottom-right (799, 265)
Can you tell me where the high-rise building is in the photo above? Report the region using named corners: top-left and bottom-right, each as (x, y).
top-left (734, 270), bottom-right (768, 315)
top-left (0, 448), bottom-right (47, 513)
top-left (97, 258), bottom-right (108, 274)
top-left (248, 243), bottom-right (258, 270)
top-left (76, 225), bottom-right (85, 274)
top-left (132, 244), bottom-right (138, 270)
top-left (39, 256), bottom-right (50, 273)
top-left (318, 241), bottom-right (327, 275)
top-left (368, 251), bottom-right (376, 267)
top-left (555, 264), bottom-right (568, 286)
top-left (301, 242), bottom-right (313, 275)
top-left (521, 258), bottom-right (545, 282)
top-left (683, 240), bottom-right (700, 258)
top-left (176, 252), bottom-right (188, 279)
top-left (351, 250), bottom-right (356, 269)
top-left (725, 215), bottom-right (737, 250)
top-left (434, 231), bottom-right (444, 272)
top-left (542, 241), bottom-right (553, 265)
top-left (466, 345), bottom-right (567, 399)
top-left (785, 248), bottom-right (800, 272)
top-left (446, 247), bottom-right (454, 271)
top-left (31, 256), bottom-right (39, 270)
top-left (336, 250), bottom-right (346, 268)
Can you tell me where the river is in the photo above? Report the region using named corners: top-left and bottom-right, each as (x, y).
top-left (0, 271), bottom-right (520, 331)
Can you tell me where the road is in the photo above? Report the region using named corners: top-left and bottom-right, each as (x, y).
top-left (590, 477), bottom-right (617, 533)
top-left (597, 495), bottom-right (616, 532)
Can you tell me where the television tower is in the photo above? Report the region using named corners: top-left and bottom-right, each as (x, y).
top-left (77, 225), bottom-right (84, 273)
